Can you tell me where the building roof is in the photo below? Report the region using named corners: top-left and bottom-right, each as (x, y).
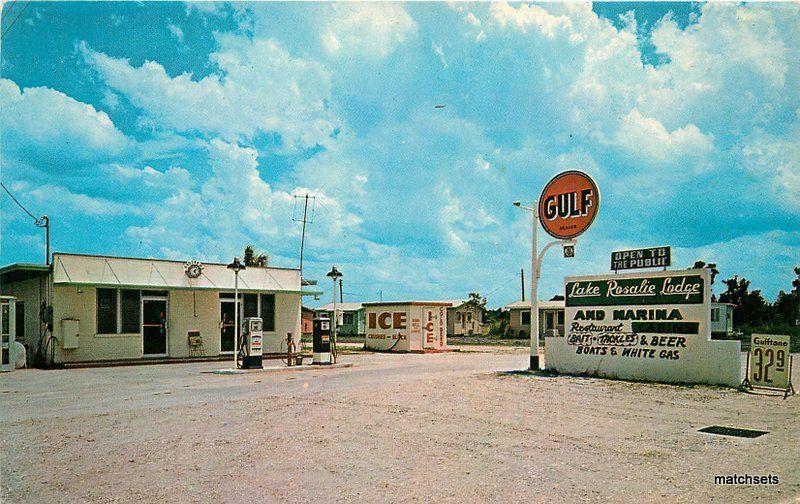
top-left (49, 252), bottom-right (310, 294)
top-left (362, 301), bottom-right (453, 307)
top-left (0, 263), bottom-right (51, 284)
top-left (316, 301), bottom-right (364, 312)
top-left (505, 300), bottom-right (565, 310)
top-left (443, 300), bottom-right (491, 311)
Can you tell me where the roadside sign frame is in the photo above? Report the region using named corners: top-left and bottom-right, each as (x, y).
top-left (611, 246), bottom-right (671, 272)
top-left (741, 333), bottom-right (795, 399)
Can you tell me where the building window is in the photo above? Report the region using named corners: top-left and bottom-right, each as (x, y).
top-left (457, 313), bottom-right (463, 323)
top-left (557, 311), bottom-right (564, 325)
top-left (97, 288), bottom-right (118, 334)
top-left (120, 290), bottom-right (141, 333)
top-left (243, 294), bottom-right (259, 319)
top-left (98, 289), bottom-right (144, 334)
top-left (711, 308), bottom-right (719, 322)
top-left (260, 294), bottom-right (275, 332)
top-left (343, 312), bottom-right (354, 325)
top-left (467, 312), bottom-right (473, 322)
top-left (219, 293), bottom-right (274, 331)
top-left (521, 311), bottom-right (531, 325)
top-left (15, 301), bottom-right (24, 342)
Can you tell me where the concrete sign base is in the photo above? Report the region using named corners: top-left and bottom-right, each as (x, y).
top-left (545, 335), bottom-right (742, 387)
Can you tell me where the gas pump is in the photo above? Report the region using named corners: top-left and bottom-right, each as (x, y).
top-left (238, 317), bottom-right (263, 369)
top-left (312, 316), bottom-right (332, 365)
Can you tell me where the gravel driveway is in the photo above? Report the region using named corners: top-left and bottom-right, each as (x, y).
top-left (1, 347), bottom-right (797, 503)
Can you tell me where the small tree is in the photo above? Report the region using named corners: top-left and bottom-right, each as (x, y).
top-left (243, 245), bottom-right (257, 266)
top-left (243, 246), bottom-right (268, 267)
top-left (466, 292), bottom-right (487, 308)
top-left (718, 275), bottom-right (769, 329)
top-left (793, 266), bottom-right (800, 293)
top-left (691, 260), bottom-right (719, 286)
top-left (771, 266), bottom-right (800, 326)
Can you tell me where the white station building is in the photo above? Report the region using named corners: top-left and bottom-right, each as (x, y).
top-left (0, 252), bottom-right (315, 366)
top-left (363, 301), bottom-right (450, 352)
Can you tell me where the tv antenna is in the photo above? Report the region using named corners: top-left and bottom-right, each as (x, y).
top-left (292, 194), bottom-right (316, 275)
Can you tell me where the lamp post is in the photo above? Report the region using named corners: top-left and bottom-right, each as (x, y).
top-left (513, 201), bottom-right (575, 371)
top-left (227, 257), bottom-right (246, 369)
top-left (326, 266), bottom-right (342, 364)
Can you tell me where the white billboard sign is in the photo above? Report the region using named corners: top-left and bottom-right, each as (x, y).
top-left (545, 268), bottom-right (742, 387)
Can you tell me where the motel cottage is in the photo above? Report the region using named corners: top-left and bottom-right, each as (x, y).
top-left (506, 299), bottom-right (566, 340)
top-left (446, 300), bottom-right (489, 337)
top-left (316, 302), bottom-right (366, 336)
top-left (0, 252), bottom-right (315, 366)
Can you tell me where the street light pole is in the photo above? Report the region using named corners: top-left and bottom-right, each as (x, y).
top-left (227, 257), bottom-right (246, 369)
top-left (530, 201), bottom-right (539, 371)
top-left (326, 266), bottom-right (343, 364)
top-left (234, 271), bottom-right (239, 368)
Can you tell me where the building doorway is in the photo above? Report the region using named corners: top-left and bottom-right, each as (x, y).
top-left (142, 297), bottom-right (168, 356)
top-left (220, 298), bottom-right (240, 354)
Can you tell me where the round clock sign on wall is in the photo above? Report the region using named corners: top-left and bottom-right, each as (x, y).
top-left (184, 261), bottom-right (204, 279)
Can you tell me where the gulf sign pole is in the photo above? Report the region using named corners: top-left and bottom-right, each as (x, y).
top-left (517, 170), bottom-right (600, 370)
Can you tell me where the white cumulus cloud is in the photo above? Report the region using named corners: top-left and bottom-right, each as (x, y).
top-left (79, 37), bottom-right (339, 150)
top-left (0, 78), bottom-right (131, 162)
top-left (125, 139), bottom-right (361, 262)
top-left (613, 109), bottom-right (714, 163)
top-left (321, 3), bottom-right (416, 58)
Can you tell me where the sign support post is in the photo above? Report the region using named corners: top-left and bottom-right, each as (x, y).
top-left (528, 205), bottom-right (577, 371)
top-left (519, 170), bottom-right (600, 371)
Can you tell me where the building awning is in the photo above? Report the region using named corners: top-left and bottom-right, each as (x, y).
top-left (316, 302), bottom-right (364, 312)
top-left (0, 263), bottom-right (51, 284)
top-left (362, 301), bottom-right (453, 307)
top-left (505, 300), bottom-right (565, 310)
top-left (51, 252), bottom-right (313, 294)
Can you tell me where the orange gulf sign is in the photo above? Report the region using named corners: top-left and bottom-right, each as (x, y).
top-left (538, 170), bottom-right (600, 239)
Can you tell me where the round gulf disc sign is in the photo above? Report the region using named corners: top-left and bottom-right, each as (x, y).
top-left (538, 170), bottom-right (600, 240)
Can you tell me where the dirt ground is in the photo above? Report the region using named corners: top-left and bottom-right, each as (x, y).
top-left (1, 346), bottom-right (798, 503)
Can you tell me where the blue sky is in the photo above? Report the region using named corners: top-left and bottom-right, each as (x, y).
top-left (1, 2), bottom-right (798, 307)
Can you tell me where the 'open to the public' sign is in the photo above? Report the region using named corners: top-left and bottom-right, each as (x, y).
top-left (539, 170), bottom-right (600, 240)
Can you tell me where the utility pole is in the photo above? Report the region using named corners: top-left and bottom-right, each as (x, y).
top-left (520, 268), bottom-right (525, 302)
top-left (1, 182), bottom-right (50, 264)
top-left (41, 215), bottom-right (50, 265)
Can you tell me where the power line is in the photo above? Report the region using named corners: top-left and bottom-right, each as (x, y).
top-left (1, 1), bottom-right (30, 40)
top-left (1, 181), bottom-right (51, 264)
top-left (485, 275), bottom-right (519, 297)
top-left (1, 181), bottom-right (40, 223)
